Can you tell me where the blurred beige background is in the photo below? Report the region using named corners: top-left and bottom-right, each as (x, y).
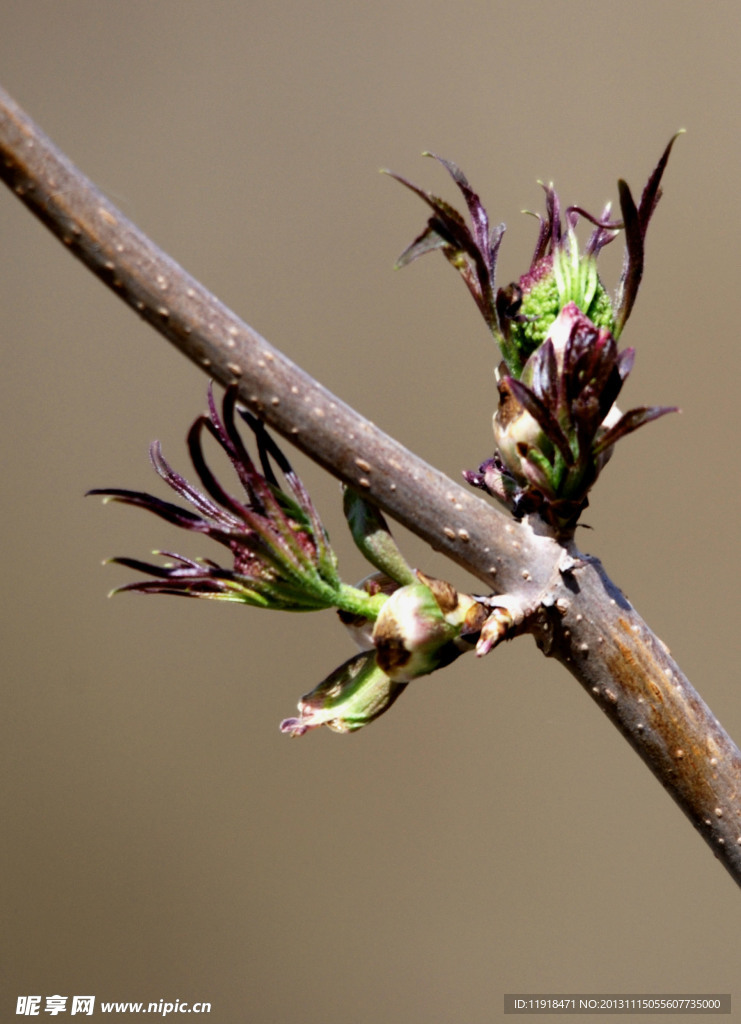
top-left (1, 2), bottom-right (739, 1021)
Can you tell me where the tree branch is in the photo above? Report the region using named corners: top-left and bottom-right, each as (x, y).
top-left (2, 86), bottom-right (739, 885)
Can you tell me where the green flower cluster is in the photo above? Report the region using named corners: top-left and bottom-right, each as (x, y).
top-left (390, 136), bottom-right (681, 532)
top-left (92, 387), bottom-right (487, 736)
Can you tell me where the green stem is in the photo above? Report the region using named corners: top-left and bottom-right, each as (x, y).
top-left (334, 584), bottom-right (388, 620)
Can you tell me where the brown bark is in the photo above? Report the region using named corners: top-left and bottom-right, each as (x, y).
top-left (2, 86), bottom-right (739, 884)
